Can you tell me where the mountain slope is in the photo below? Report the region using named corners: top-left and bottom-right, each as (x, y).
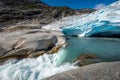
top-left (0, 0), bottom-right (95, 28)
top-left (0, 0), bottom-right (48, 9)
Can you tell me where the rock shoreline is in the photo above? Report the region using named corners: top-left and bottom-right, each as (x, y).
top-left (46, 61), bottom-right (120, 80)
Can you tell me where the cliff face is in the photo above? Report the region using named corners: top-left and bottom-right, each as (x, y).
top-left (0, 0), bottom-right (95, 27)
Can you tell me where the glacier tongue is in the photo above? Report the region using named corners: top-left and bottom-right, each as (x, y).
top-left (42, 1), bottom-right (120, 37)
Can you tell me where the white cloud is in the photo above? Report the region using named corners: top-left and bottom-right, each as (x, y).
top-left (94, 3), bottom-right (106, 10)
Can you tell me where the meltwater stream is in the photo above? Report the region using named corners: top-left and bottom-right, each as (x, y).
top-left (1, 37), bottom-right (120, 80)
top-left (0, 53), bottom-right (77, 80)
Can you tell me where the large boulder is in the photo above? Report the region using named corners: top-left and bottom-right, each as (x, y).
top-left (46, 61), bottom-right (120, 80)
top-left (0, 28), bottom-right (58, 62)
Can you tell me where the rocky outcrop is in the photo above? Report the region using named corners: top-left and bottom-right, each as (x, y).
top-left (0, 0), bottom-right (74, 27)
top-left (0, 28), bottom-right (59, 62)
top-left (46, 61), bottom-right (120, 80)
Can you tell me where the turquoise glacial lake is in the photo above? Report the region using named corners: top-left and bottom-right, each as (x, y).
top-left (57, 37), bottom-right (120, 65)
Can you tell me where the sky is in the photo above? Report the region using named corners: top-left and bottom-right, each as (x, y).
top-left (41, 0), bottom-right (118, 9)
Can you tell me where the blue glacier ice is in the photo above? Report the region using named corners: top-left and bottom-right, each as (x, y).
top-left (62, 1), bottom-right (120, 37)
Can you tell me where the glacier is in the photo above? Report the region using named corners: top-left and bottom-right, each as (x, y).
top-left (43, 0), bottom-right (120, 37)
top-left (0, 1), bottom-right (120, 80)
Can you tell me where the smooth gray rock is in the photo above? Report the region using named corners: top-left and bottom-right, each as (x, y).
top-left (0, 29), bottom-right (58, 59)
top-left (46, 61), bottom-right (120, 80)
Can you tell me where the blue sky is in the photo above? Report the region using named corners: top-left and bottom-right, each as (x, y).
top-left (41, 0), bottom-right (117, 9)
